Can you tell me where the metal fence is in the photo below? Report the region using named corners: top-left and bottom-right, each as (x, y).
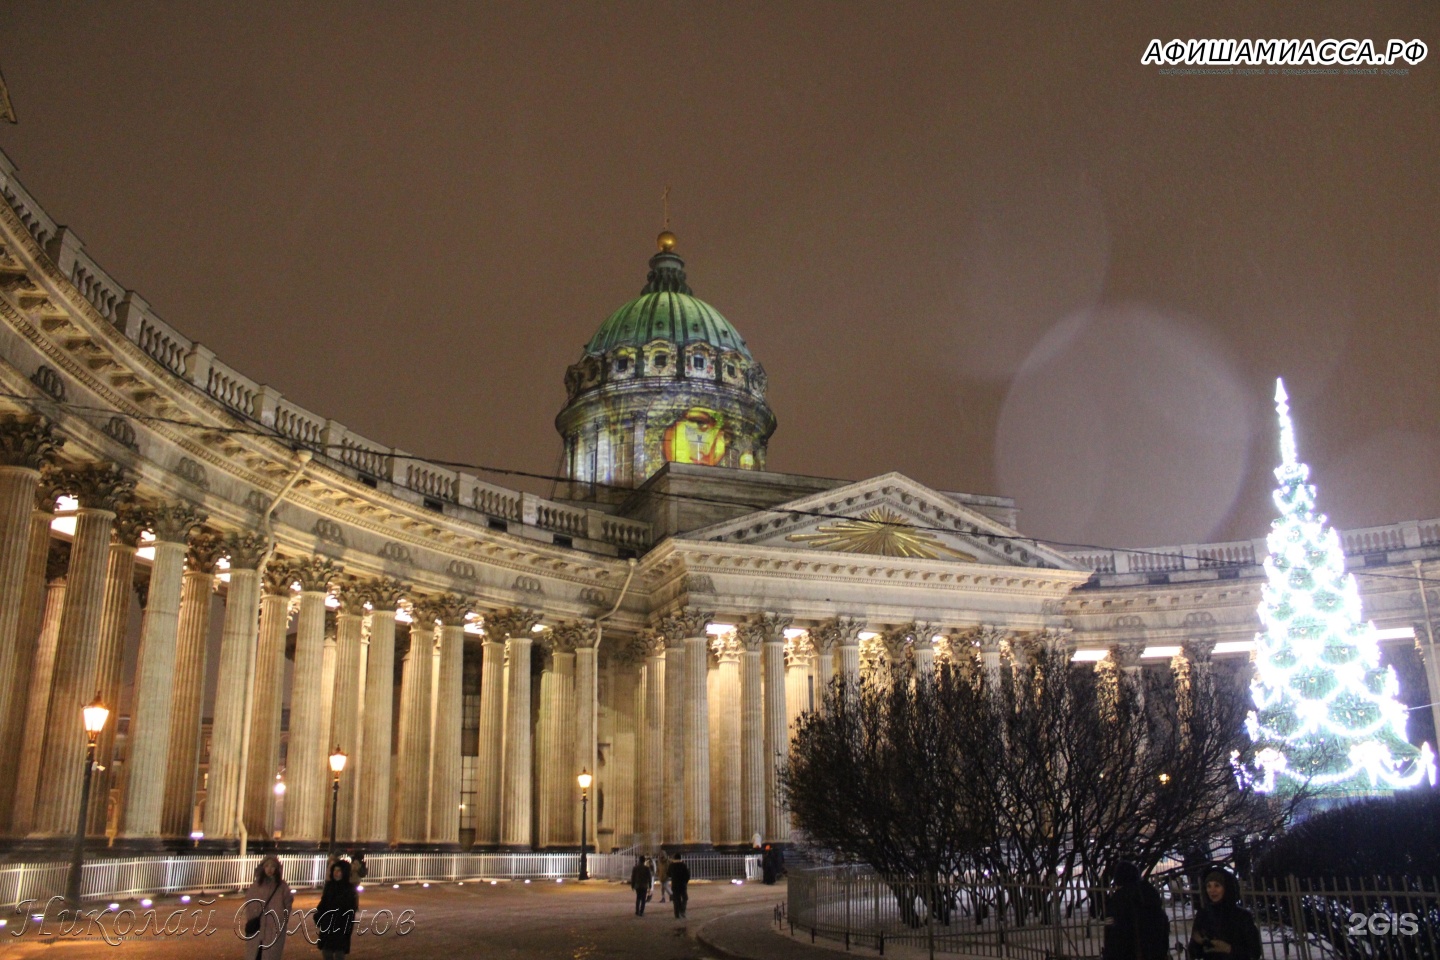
top-left (0, 852), bottom-right (758, 910)
top-left (787, 868), bottom-right (1440, 960)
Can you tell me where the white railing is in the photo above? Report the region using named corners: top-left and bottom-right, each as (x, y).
top-left (0, 852), bottom-right (758, 909)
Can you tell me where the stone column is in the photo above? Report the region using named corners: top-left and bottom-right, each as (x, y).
top-left (117, 506), bottom-right (205, 842)
top-left (161, 533), bottom-right (224, 839)
top-left (33, 464), bottom-right (134, 839)
top-left (540, 622), bottom-right (585, 848)
top-left (282, 557), bottom-right (340, 842)
top-left (356, 578), bottom-right (406, 845)
top-left (327, 580), bottom-right (369, 843)
top-left (319, 614), bottom-right (339, 766)
top-left (736, 621), bottom-right (764, 847)
top-left (243, 560), bottom-right (296, 840)
top-left (785, 632), bottom-right (815, 730)
top-left (420, 595), bottom-right (470, 848)
top-left (474, 620), bottom-right (507, 848)
top-left (493, 608), bottom-right (541, 849)
top-left (758, 612), bottom-right (792, 843)
top-left (203, 533), bottom-right (269, 842)
top-left (661, 628), bottom-right (685, 846)
top-left (86, 506), bottom-right (144, 837)
top-left (10, 544), bottom-right (68, 835)
top-left (393, 619), bottom-right (434, 844)
top-left (632, 632), bottom-right (665, 850)
top-left (814, 617), bottom-right (862, 710)
top-left (0, 485), bottom-right (59, 833)
top-left (712, 631), bottom-right (743, 846)
top-left (534, 634), bottom-right (564, 848)
top-left (665, 607), bottom-right (713, 848)
top-left (568, 620), bottom-right (598, 846)
top-left (0, 418), bottom-right (60, 772)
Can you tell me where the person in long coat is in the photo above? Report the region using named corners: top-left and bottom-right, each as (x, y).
top-left (240, 854), bottom-right (294, 960)
top-left (1188, 867), bottom-right (1263, 960)
top-left (629, 856), bottom-right (653, 916)
top-left (315, 859), bottom-right (360, 959)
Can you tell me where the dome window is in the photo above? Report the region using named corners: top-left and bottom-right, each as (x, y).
top-left (655, 353), bottom-right (668, 369)
top-left (726, 364), bottom-right (736, 378)
top-left (615, 358), bottom-right (629, 373)
top-left (693, 355), bottom-right (705, 370)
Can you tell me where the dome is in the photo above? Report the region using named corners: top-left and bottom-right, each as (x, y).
top-left (583, 246), bottom-right (753, 360)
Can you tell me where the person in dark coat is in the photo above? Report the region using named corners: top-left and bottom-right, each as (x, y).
top-left (1103, 861), bottom-right (1170, 960)
top-left (314, 859), bottom-right (359, 959)
top-left (629, 856), bottom-right (653, 916)
top-left (669, 852), bottom-right (691, 919)
top-left (761, 844), bottom-right (776, 885)
top-left (1188, 867), bottom-right (1262, 960)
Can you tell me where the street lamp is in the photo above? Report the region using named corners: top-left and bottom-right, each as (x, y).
top-left (577, 769), bottom-right (592, 881)
top-left (328, 746), bottom-right (347, 859)
top-left (67, 694), bottom-right (110, 906)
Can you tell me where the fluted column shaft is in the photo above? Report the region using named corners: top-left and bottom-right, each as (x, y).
top-left (785, 654), bottom-right (811, 731)
top-left (283, 588), bottom-right (331, 841)
top-left (662, 640), bottom-right (685, 846)
top-left (814, 649), bottom-right (834, 709)
top-left (714, 649), bottom-right (742, 846)
top-left (474, 639), bottom-right (505, 846)
top-left (683, 634), bottom-right (711, 846)
top-left (740, 644), bottom-right (764, 847)
top-left (609, 660), bottom-right (639, 846)
top-left (244, 591), bottom-right (291, 839)
top-left (33, 506), bottom-right (116, 837)
top-left (838, 643), bottom-right (861, 690)
top-left (0, 505), bottom-right (54, 832)
top-left (204, 564), bottom-right (263, 840)
top-left (11, 574), bottom-right (66, 835)
top-left (536, 649), bottom-right (575, 847)
top-left (429, 622), bottom-right (465, 846)
top-left (162, 565), bottom-right (216, 838)
top-left (119, 539), bottom-right (189, 839)
top-left (330, 603), bottom-right (366, 842)
top-left (762, 638), bottom-right (788, 843)
top-left (393, 624), bottom-right (434, 843)
top-left (637, 647), bottom-right (664, 849)
top-left (89, 538), bottom-right (137, 837)
top-left (500, 634), bottom-right (534, 848)
top-left (357, 601), bottom-right (400, 844)
top-left (0, 466), bottom-right (41, 770)
top-left (573, 641), bottom-right (597, 845)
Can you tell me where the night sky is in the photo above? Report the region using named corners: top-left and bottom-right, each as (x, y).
top-left (1, 2), bottom-right (1436, 551)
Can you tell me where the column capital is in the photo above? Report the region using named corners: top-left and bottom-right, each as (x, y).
top-left (46, 539), bottom-right (70, 581)
top-left (56, 462), bottom-right (134, 512)
top-left (224, 532), bottom-right (271, 570)
top-left (112, 501), bottom-right (149, 548)
top-left (713, 629), bottom-right (743, 664)
top-left (747, 611), bottom-right (792, 645)
top-left (336, 578), bottom-right (371, 616)
top-left (415, 593), bottom-right (472, 627)
top-left (551, 618), bottom-right (598, 651)
top-left (292, 556), bottom-right (341, 592)
top-left (364, 576), bottom-right (410, 611)
top-left (812, 615), bottom-right (864, 651)
top-left (262, 556), bottom-right (298, 595)
top-left (486, 607), bottom-right (542, 640)
top-left (35, 464), bottom-right (66, 512)
top-left (186, 532), bottom-right (228, 574)
top-left (1109, 641), bottom-right (1143, 670)
top-left (784, 632), bottom-right (815, 667)
top-left (655, 605), bottom-right (713, 641)
top-left (0, 415), bottom-right (63, 469)
top-left (631, 629), bottom-right (666, 659)
top-left (146, 502), bottom-right (208, 544)
top-left (1181, 637), bottom-right (1216, 665)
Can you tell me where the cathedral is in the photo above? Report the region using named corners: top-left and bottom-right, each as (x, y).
top-left (0, 146), bottom-right (1435, 855)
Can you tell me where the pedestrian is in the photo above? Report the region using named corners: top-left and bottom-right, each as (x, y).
top-left (314, 859), bottom-right (359, 959)
top-left (669, 852), bottom-right (691, 919)
top-left (351, 852), bottom-right (368, 882)
top-left (629, 855), bottom-right (653, 916)
top-left (761, 844), bottom-right (776, 885)
top-left (1188, 867), bottom-right (1262, 960)
top-left (657, 852), bottom-right (671, 902)
top-left (240, 854), bottom-right (294, 960)
top-left (1103, 861), bottom-right (1170, 960)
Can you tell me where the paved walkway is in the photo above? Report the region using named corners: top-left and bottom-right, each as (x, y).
top-left (0, 878), bottom-right (873, 960)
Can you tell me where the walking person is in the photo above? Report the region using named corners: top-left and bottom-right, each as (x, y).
top-left (314, 859), bottom-right (359, 959)
top-left (629, 855), bottom-right (653, 916)
top-left (1188, 867), bottom-right (1262, 960)
top-left (669, 852), bottom-right (691, 919)
top-left (656, 852), bottom-right (671, 903)
top-left (1103, 861), bottom-right (1170, 960)
top-left (240, 854), bottom-right (294, 959)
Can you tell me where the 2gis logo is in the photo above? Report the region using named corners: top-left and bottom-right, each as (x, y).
top-left (1347, 913), bottom-right (1421, 937)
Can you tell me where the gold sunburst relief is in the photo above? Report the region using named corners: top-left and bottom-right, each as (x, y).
top-left (785, 507), bottom-right (978, 561)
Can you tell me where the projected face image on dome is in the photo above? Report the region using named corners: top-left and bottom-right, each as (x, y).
top-left (661, 407), bottom-right (730, 466)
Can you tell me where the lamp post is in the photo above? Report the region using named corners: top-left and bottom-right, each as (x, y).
top-left (67, 694), bottom-right (110, 907)
top-left (328, 746), bottom-right (347, 860)
top-left (577, 769), bottom-right (592, 881)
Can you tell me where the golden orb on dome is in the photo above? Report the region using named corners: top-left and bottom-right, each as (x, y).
top-left (657, 230), bottom-right (677, 252)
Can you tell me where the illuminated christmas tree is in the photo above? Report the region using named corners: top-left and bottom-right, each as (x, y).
top-left (1246, 379), bottom-right (1436, 796)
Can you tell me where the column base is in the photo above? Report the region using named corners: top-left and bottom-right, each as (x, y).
top-left (107, 836), bottom-right (181, 857)
top-left (494, 843), bottom-right (534, 853)
top-left (662, 842), bottom-right (714, 854)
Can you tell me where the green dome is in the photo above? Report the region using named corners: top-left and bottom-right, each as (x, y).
top-left (583, 247), bottom-right (753, 359)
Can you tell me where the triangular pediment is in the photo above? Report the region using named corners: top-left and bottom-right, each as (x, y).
top-left (681, 472), bottom-right (1080, 569)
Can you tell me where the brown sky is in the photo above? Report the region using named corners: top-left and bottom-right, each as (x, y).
top-left (1, 1), bottom-right (1436, 550)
